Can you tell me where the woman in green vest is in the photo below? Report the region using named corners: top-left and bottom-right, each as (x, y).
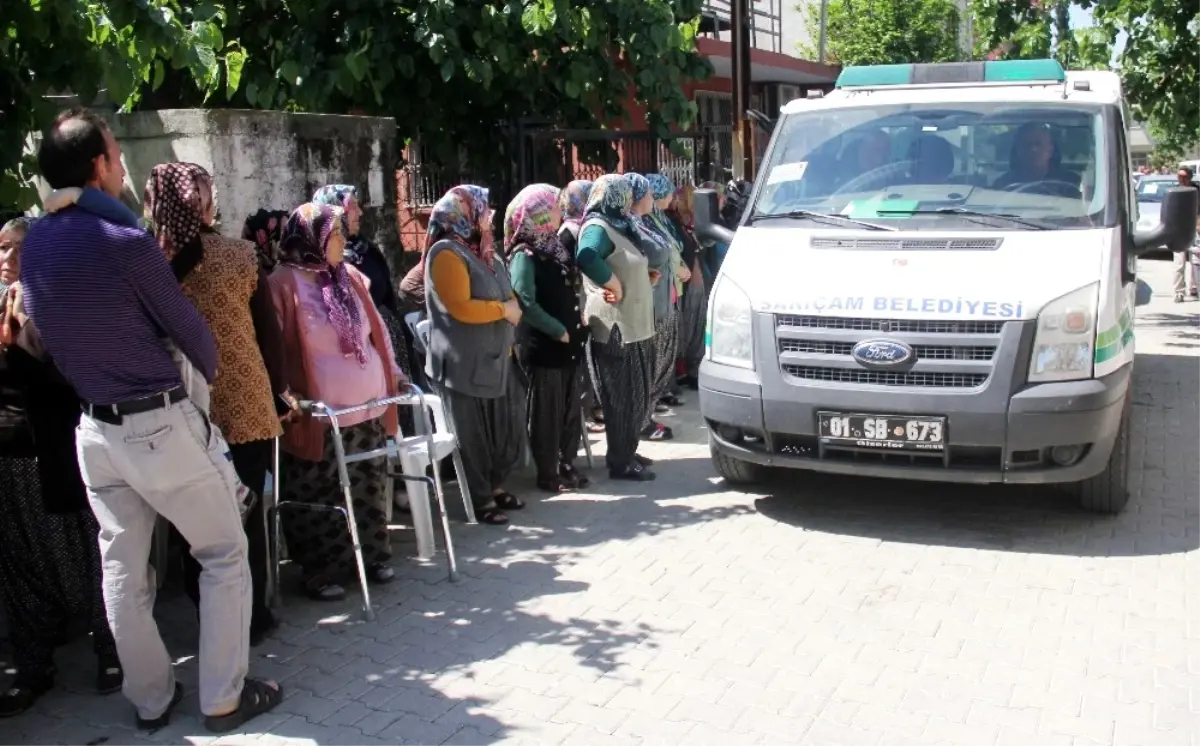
top-left (576, 175), bottom-right (663, 481)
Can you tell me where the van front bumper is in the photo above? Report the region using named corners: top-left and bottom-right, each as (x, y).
top-left (699, 359), bottom-right (1129, 485)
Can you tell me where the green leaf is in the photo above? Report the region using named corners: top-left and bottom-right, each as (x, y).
top-left (152, 60), bottom-right (165, 91)
top-left (280, 59), bottom-right (302, 85)
top-left (345, 50), bottom-right (368, 82)
top-left (565, 79), bottom-right (581, 98)
top-left (224, 49), bottom-right (246, 98)
top-left (440, 59), bottom-right (455, 82)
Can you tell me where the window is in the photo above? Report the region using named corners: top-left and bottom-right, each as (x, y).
top-left (751, 102), bottom-right (1113, 231)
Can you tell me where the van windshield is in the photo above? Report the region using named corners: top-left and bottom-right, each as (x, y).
top-left (751, 102), bottom-right (1112, 230)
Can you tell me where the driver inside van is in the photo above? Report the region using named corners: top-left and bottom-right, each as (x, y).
top-left (992, 122), bottom-right (1081, 196)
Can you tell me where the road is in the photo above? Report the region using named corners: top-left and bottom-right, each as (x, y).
top-left (3, 257), bottom-right (1197, 746)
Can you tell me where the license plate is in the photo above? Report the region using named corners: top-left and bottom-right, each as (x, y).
top-left (817, 412), bottom-right (946, 452)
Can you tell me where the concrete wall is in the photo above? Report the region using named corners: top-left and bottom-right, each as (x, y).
top-left (96, 109), bottom-right (398, 255)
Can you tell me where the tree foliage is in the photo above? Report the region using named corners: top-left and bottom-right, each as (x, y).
top-left (973, 0), bottom-right (1198, 161)
top-left (798, 0), bottom-right (963, 66)
top-left (1, 1), bottom-right (241, 209)
top-left (6, 0), bottom-right (710, 207)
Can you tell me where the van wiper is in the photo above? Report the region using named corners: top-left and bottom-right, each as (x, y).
top-left (873, 207), bottom-right (1051, 231)
top-left (746, 209), bottom-right (898, 232)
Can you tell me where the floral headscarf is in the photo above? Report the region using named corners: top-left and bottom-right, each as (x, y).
top-left (142, 163), bottom-right (214, 257)
top-left (584, 174), bottom-right (636, 237)
top-left (312, 184), bottom-right (357, 214)
top-left (645, 173), bottom-right (681, 248)
top-left (312, 183), bottom-right (376, 267)
top-left (426, 185), bottom-right (494, 265)
top-left (242, 209), bottom-right (290, 271)
top-left (504, 183), bottom-right (568, 264)
top-left (622, 173), bottom-right (673, 256)
top-left (280, 203), bottom-right (367, 366)
top-left (668, 183), bottom-right (695, 229)
top-left (557, 179), bottom-right (592, 232)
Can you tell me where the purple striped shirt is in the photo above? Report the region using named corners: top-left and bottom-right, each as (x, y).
top-left (20, 208), bottom-right (218, 406)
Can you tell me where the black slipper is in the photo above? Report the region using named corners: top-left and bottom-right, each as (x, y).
top-left (660, 394), bottom-right (684, 407)
top-left (494, 491), bottom-right (525, 510)
top-left (96, 655), bottom-right (124, 695)
top-left (477, 507), bottom-right (509, 525)
top-left (609, 463), bottom-right (656, 481)
top-left (137, 681), bottom-right (184, 731)
top-left (204, 678), bottom-right (283, 734)
top-left (559, 463), bottom-right (590, 489)
top-left (0, 670), bottom-right (54, 719)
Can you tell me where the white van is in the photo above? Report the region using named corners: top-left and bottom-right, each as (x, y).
top-left (694, 60), bottom-right (1198, 513)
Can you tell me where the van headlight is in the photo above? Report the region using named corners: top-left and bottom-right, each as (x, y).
top-left (707, 276), bottom-right (754, 369)
top-left (1028, 282), bottom-right (1099, 383)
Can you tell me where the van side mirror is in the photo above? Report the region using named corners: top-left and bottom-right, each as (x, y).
top-left (694, 188), bottom-right (736, 246)
top-left (1133, 186), bottom-right (1198, 253)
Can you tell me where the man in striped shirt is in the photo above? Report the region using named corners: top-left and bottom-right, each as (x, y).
top-left (21, 109), bottom-right (281, 732)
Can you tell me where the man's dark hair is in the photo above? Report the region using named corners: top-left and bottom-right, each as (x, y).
top-left (1180, 166), bottom-right (1194, 180)
top-left (37, 108), bottom-right (110, 190)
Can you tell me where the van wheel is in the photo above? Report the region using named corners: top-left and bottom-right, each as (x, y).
top-left (1069, 400), bottom-right (1132, 514)
top-left (710, 439), bottom-right (764, 485)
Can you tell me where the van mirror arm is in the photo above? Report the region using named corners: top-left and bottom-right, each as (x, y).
top-left (693, 188), bottom-right (737, 246)
top-left (1132, 186), bottom-right (1198, 254)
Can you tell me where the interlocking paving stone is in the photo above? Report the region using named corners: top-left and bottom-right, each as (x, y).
top-left (1, 258), bottom-right (1195, 745)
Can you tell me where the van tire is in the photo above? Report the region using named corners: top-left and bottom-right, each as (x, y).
top-left (1069, 399), bottom-right (1132, 514)
top-left (710, 441), bottom-right (764, 485)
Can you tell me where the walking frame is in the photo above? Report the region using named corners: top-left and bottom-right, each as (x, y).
top-left (267, 384), bottom-right (468, 622)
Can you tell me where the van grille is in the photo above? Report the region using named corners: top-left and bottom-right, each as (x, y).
top-left (775, 315), bottom-right (1005, 389)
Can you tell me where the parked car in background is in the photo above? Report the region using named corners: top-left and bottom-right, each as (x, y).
top-left (1135, 175), bottom-right (1178, 258)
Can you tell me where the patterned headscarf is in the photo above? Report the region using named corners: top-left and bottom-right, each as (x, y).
top-left (280, 203), bottom-right (367, 366)
top-left (142, 163), bottom-right (214, 257)
top-left (313, 183), bottom-right (374, 267)
top-left (622, 173), bottom-right (673, 255)
top-left (426, 185), bottom-right (494, 265)
top-left (668, 183), bottom-right (695, 229)
top-left (504, 183), bottom-right (568, 264)
top-left (242, 209), bottom-right (290, 271)
top-left (645, 173), bottom-right (681, 248)
top-left (584, 174), bottom-right (636, 237)
top-left (557, 179), bottom-right (592, 231)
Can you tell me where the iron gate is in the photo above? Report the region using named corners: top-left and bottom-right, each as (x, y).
top-left (516, 127), bottom-right (720, 188)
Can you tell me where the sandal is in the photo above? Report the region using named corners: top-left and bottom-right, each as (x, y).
top-left (137, 681), bottom-right (184, 731)
top-left (586, 421), bottom-right (606, 434)
top-left (655, 402), bottom-right (671, 414)
top-left (559, 463), bottom-right (590, 489)
top-left (0, 669), bottom-right (54, 719)
top-left (368, 564), bottom-right (396, 584)
top-left (304, 579), bottom-right (346, 602)
top-left (96, 653), bottom-right (124, 695)
top-left (204, 677), bottom-right (283, 734)
top-left (591, 407), bottom-right (605, 423)
top-left (640, 423), bottom-right (674, 441)
top-left (477, 507), bottom-right (509, 525)
top-left (537, 477), bottom-right (573, 494)
top-left (494, 491), bottom-right (525, 510)
top-left (609, 462), bottom-right (656, 481)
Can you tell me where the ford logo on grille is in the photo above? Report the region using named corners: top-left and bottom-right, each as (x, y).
top-left (851, 339), bottom-right (914, 369)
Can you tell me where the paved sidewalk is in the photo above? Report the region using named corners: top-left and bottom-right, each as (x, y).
top-left (1, 258), bottom-right (1196, 746)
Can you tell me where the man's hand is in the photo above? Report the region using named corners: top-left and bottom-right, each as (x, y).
top-left (559, 331), bottom-right (570, 343)
top-left (649, 269), bottom-right (662, 286)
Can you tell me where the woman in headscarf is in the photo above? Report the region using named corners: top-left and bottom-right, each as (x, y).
top-left (142, 163), bottom-right (286, 643)
top-left (667, 183), bottom-right (708, 389)
top-left (505, 184), bottom-right (590, 493)
top-left (623, 173), bottom-right (676, 442)
top-left (577, 175), bottom-right (663, 481)
top-left (424, 186), bottom-right (525, 525)
top-left (557, 180), bottom-right (605, 434)
top-left (241, 209), bottom-right (291, 272)
top-left (0, 217), bottom-right (121, 716)
top-left (311, 185), bottom-right (413, 381)
top-left (697, 181), bottom-right (732, 284)
top-left (644, 173), bottom-right (692, 408)
top-left (269, 203), bottom-right (405, 600)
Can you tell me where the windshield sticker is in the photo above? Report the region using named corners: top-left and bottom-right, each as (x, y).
top-left (766, 161), bottom-right (809, 185)
top-left (841, 198), bottom-right (919, 218)
top-left (758, 295), bottom-right (1025, 318)
top-left (1142, 182), bottom-right (1159, 194)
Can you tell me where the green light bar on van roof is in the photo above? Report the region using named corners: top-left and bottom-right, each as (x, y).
top-left (835, 59), bottom-right (1067, 88)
